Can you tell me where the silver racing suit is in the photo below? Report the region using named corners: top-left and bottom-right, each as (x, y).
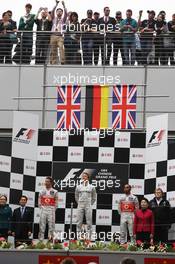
top-left (38, 188), bottom-right (58, 240)
top-left (118, 193), bottom-right (139, 244)
top-left (75, 182), bottom-right (96, 239)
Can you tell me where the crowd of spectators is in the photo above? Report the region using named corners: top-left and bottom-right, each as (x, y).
top-left (0, 1), bottom-right (175, 65)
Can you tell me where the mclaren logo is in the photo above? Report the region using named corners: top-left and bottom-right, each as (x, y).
top-left (147, 130), bottom-right (165, 148)
top-left (13, 128), bottom-right (35, 144)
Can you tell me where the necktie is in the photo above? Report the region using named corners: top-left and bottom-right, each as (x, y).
top-left (21, 207), bottom-right (25, 217)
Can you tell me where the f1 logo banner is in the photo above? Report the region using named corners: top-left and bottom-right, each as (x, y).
top-left (12, 111), bottom-right (39, 160)
top-left (39, 256), bottom-right (99, 264)
top-left (146, 114), bottom-right (168, 163)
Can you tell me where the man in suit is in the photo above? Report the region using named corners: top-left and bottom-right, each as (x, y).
top-left (98, 7), bottom-right (116, 65)
top-left (35, 7), bottom-right (52, 64)
top-left (12, 195), bottom-right (33, 244)
top-left (149, 188), bottom-right (171, 243)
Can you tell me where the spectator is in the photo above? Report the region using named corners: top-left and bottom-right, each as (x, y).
top-left (167, 14), bottom-right (175, 65)
top-left (120, 9), bottom-right (137, 65)
top-left (34, 7), bottom-right (52, 64)
top-left (64, 12), bottom-right (81, 64)
top-left (113, 11), bottom-right (124, 65)
top-left (98, 7), bottom-right (116, 65)
top-left (50, 0), bottom-right (67, 65)
top-left (0, 11), bottom-right (17, 64)
top-left (6, 10), bottom-right (17, 28)
top-left (149, 188), bottom-right (171, 243)
top-left (12, 196), bottom-right (33, 244)
top-left (81, 9), bottom-right (95, 65)
top-left (154, 14), bottom-right (167, 65)
top-left (140, 10), bottom-right (156, 65)
top-left (120, 258), bottom-right (136, 264)
top-left (0, 195), bottom-right (12, 239)
top-left (92, 12), bottom-right (100, 65)
top-left (13, 3), bottom-right (35, 64)
top-left (135, 10), bottom-right (143, 65)
top-left (133, 198), bottom-right (154, 244)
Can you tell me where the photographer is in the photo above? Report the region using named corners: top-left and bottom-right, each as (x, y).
top-left (50, 0), bottom-right (67, 65)
top-left (35, 7), bottom-right (52, 64)
top-left (139, 10), bottom-right (156, 65)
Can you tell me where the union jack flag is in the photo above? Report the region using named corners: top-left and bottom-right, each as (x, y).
top-left (112, 85), bottom-right (137, 129)
top-left (57, 85), bottom-right (81, 129)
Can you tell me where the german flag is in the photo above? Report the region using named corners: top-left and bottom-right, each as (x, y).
top-left (85, 85), bottom-right (111, 129)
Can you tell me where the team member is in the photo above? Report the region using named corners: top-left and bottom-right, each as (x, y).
top-left (38, 176), bottom-right (58, 240)
top-left (149, 188), bottom-right (171, 243)
top-left (118, 184), bottom-right (139, 244)
top-left (12, 196), bottom-right (33, 244)
top-left (134, 198), bottom-right (154, 244)
top-left (0, 195), bottom-right (12, 238)
top-left (75, 172), bottom-right (96, 240)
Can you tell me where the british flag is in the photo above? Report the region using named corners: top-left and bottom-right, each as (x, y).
top-left (112, 85), bottom-right (137, 129)
top-left (57, 85), bottom-right (81, 129)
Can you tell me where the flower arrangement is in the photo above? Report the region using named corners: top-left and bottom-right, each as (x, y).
top-left (1, 237), bottom-right (175, 253)
top-left (0, 237), bottom-right (11, 249)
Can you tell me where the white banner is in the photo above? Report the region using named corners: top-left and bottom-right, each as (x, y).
top-left (12, 111), bottom-right (39, 160)
top-left (146, 114), bottom-right (168, 163)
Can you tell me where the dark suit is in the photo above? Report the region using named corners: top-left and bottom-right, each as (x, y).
top-left (149, 198), bottom-right (171, 243)
top-left (98, 16), bottom-right (116, 65)
top-left (12, 206), bottom-right (33, 242)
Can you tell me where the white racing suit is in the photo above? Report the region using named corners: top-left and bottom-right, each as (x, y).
top-left (75, 182), bottom-right (96, 239)
top-left (118, 194), bottom-right (139, 244)
top-left (38, 188), bottom-right (58, 240)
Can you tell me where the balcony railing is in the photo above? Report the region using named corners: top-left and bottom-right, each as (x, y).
top-left (0, 31), bottom-right (174, 66)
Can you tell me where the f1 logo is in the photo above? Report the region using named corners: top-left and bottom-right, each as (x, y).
top-left (149, 130), bottom-right (165, 143)
top-left (15, 128), bottom-right (35, 139)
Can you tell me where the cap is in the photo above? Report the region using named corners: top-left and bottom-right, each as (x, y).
top-left (147, 10), bottom-right (156, 15)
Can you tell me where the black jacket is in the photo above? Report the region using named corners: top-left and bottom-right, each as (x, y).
top-left (12, 206), bottom-right (33, 239)
top-left (149, 197), bottom-right (171, 227)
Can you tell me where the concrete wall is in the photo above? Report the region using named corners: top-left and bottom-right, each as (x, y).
top-left (0, 65), bottom-right (174, 130)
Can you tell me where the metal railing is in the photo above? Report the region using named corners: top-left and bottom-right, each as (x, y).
top-left (0, 31), bottom-right (174, 66)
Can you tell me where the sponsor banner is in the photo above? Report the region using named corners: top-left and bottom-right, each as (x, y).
top-left (146, 114), bottom-right (168, 163)
top-left (129, 179), bottom-right (144, 195)
top-left (52, 162), bottom-right (128, 194)
top-left (115, 131), bottom-right (131, 148)
top-left (96, 209), bottom-right (112, 225)
top-left (24, 160), bottom-right (36, 176)
top-left (112, 193), bottom-right (122, 210)
top-left (84, 131), bottom-right (99, 147)
top-left (167, 191), bottom-right (175, 207)
top-left (130, 148), bottom-right (145, 164)
top-left (145, 163), bottom-right (157, 180)
top-left (37, 146), bottom-right (53, 161)
top-left (0, 155), bottom-right (11, 172)
top-left (35, 177), bottom-right (46, 192)
top-left (167, 159), bottom-right (175, 176)
top-left (68, 147), bottom-right (84, 162)
top-left (55, 224), bottom-right (65, 234)
top-left (39, 256), bottom-right (99, 264)
top-left (144, 258), bottom-right (175, 264)
top-left (53, 130), bottom-right (69, 146)
top-left (12, 111), bottom-right (39, 160)
top-left (22, 190), bottom-right (35, 207)
top-left (65, 208), bottom-right (78, 225)
top-left (156, 176), bottom-right (167, 193)
top-left (98, 147), bottom-right (114, 163)
top-left (10, 173), bottom-right (23, 190)
top-left (57, 192), bottom-right (66, 209)
top-left (34, 208), bottom-right (41, 223)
